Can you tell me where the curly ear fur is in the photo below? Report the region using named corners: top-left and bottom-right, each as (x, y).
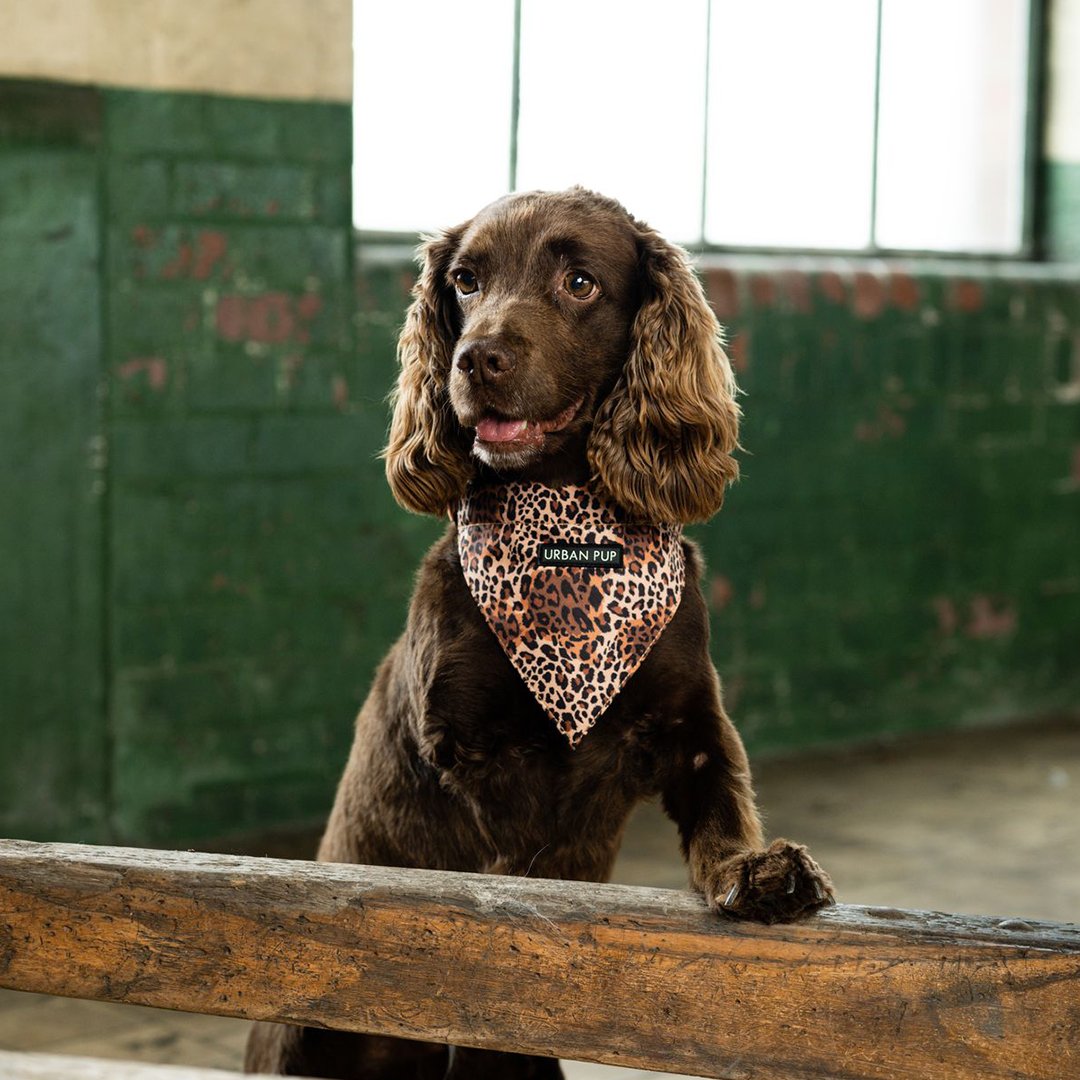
top-left (383, 228), bottom-right (474, 516)
top-left (588, 225), bottom-right (740, 524)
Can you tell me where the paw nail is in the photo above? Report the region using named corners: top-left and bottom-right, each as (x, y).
top-left (813, 882), bottom-right (825, 901)
top-left (723, 883), bottom-right (740, 907)
top-left (785, 872), bottom-right (797, 894)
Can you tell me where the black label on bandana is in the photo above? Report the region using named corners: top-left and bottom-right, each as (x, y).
top-left (538, 543), bottom-right (624, 569)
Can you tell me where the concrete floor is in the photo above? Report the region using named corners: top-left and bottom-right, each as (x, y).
top-left (1, 717), bottom-right (1077, 1078)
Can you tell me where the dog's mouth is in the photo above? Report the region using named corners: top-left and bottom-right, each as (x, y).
top-left (472, 397), bottom-right (584, 451)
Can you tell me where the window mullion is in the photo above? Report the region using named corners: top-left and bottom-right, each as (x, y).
top-left (699, 0), bottom-right (713, 249)
top-left (869, 0), bottom-right (884, 250)
top-left (509, 0), bottom-right (522, 192)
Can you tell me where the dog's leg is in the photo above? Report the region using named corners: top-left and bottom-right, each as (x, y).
top-left (660, 674), bottom-right (835, 924)
top-left (244, 676), bottom-right (464, 1078)
top-left (244, 1022), bottom-right (448, 1078)
top-left (445, 1046), bottom-right (564, 1079)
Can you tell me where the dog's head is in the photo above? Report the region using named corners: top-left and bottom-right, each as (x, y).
top-left (384, 187), bottom-right (739, 524)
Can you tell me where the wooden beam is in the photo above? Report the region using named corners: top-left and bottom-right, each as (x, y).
top-left (0, 1050), bottom-right (294, 1079)
top-left (1, 840), bottom-right (1078, 1080)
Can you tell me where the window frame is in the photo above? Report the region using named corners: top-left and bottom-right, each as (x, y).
top-left (353, 0), bottom-right (1049, 262)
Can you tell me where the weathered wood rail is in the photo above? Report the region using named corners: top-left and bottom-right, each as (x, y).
top-left (1, 840), bottom-right (1078, 1080)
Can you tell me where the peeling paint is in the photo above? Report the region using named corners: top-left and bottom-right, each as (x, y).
top-left (779, 271), bottom-right (812, 314)
top-left (150, 229), bottom-right (228, 282)
top-left (705, 269), bottom-right (739, 320)
top-left (817, 272), bottom-right (847, 304)
top-left (191, 231), bottom-right (227, 280)
top-left (729, 333), bottom-right (750, 374)
top-left (215, 295), bottom-right (248, 341)
top-left (933, 596), bottom-right (1018, 639)
top-left (160, 242), bottom-right (192, 280)
top-left (854, 404), bottom-right (906, 442)
top-left (888, 273), bottom-right (920, 312)
top-left (296, 293), bottom-right (323, 321)
top-left (214, 290), bottom-right (322, 345)
top-left (853, 273), bottom-right (886, 320)
top-left (948, 280), bottom-right (984, 313)
top-left (749, 275), bottom-right (776, 308)
top-left (116, 356), bottom-right (168, 391)
top-left (966, 596), bottom-right (1017, 640)
top-left (247, 293), bottom-right (294, 343)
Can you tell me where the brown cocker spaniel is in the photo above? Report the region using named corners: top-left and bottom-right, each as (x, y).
top-left (245, 187), bottom-right (834, 1080)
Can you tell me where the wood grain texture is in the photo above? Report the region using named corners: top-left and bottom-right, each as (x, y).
top-left (1, 841), bottom-right (1078, 1080)
top-left (0, 1050), bottom-right (293, 1079)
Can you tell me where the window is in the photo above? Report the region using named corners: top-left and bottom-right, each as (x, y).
top-left (353, 0), bottom-right (1035, 254)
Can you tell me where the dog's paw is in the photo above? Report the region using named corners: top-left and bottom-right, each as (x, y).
top-left (703, 839), bottom-right (835, 924)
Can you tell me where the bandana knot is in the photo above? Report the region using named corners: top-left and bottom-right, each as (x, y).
top-left (456, 483), bottom-right (685, 746)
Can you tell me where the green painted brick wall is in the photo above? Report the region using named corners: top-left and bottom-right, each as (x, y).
top-left (1, 79), bottom-right (1078, 847)
top-left (0, 83), bottom-right (107, 842)
top-left (697, 265), bottom-right (1080, 752)
top-left (98, 86), bottom-right (400, 845)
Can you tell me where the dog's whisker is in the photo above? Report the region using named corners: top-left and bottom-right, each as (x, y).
top-left (522, 843), bottom-right (550, 879)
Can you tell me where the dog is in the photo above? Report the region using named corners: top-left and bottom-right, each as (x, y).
top-left (245, 187), bottom-right (834, 1079)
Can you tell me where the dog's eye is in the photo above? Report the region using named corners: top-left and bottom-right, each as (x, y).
top-left (563, 271), bottom-right (598, 300)
top-left (452, 269), bottom-right (479, 295)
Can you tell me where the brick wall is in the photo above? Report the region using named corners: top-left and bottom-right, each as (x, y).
top-left (698, 263), bottom-right (1080, 750)
top-left (0, 83), bottom-right (107, 841)
top-left (1, 78), bottom-right (1078, 846)
top-left (100, 88), bottom-right (416, 844)
top-left (0, 80), bottom-right (416, 845)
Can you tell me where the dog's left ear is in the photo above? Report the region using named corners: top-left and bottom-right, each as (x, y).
top-left (588, 225), bottom-right (740, 524)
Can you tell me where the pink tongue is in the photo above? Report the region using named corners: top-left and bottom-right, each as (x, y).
top-left (476, 417), bottom-right (528, 443)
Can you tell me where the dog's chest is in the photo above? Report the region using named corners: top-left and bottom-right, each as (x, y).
top-left (451, 719), bottom-right (652, 870)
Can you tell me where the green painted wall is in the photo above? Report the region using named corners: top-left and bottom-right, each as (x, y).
top-left (0, 84), bottom-right (107, 842)
top-left (1, 79), bottom-right (1078, 847)
top-left (697, 265), bottom-right (1080, 752)
top-left (0, 80), bottom-right (396, 845)
top-left (101, 86), bottom-right (374, 845)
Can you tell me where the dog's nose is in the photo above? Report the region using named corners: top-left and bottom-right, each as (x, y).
top-left (454, 339), bottom-right (515, 383)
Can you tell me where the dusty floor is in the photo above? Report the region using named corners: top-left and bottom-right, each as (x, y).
top-left (1, 717), bottom-right (1077, 1078)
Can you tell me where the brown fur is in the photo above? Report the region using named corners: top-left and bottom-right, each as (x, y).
top-left (245, 189), bottom-right (832, 1079)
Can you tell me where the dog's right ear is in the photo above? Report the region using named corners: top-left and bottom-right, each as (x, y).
top-left (383, 226), bottom-right (475, 516)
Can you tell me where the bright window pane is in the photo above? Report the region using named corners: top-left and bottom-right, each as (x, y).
top-left (353, 1), bottom-right (515, 232)
top-left (515, 0), bottom-right (708, 243)
top-left (705, 0), bottom-right (878, 249)
top-left (875, 0), bottom-right (1030, 252)
top-left (353, 0), bottom-right (1032, 253)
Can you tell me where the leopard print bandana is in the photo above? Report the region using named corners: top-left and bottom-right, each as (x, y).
top-left (456, 483), bottom-right (685, 747)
